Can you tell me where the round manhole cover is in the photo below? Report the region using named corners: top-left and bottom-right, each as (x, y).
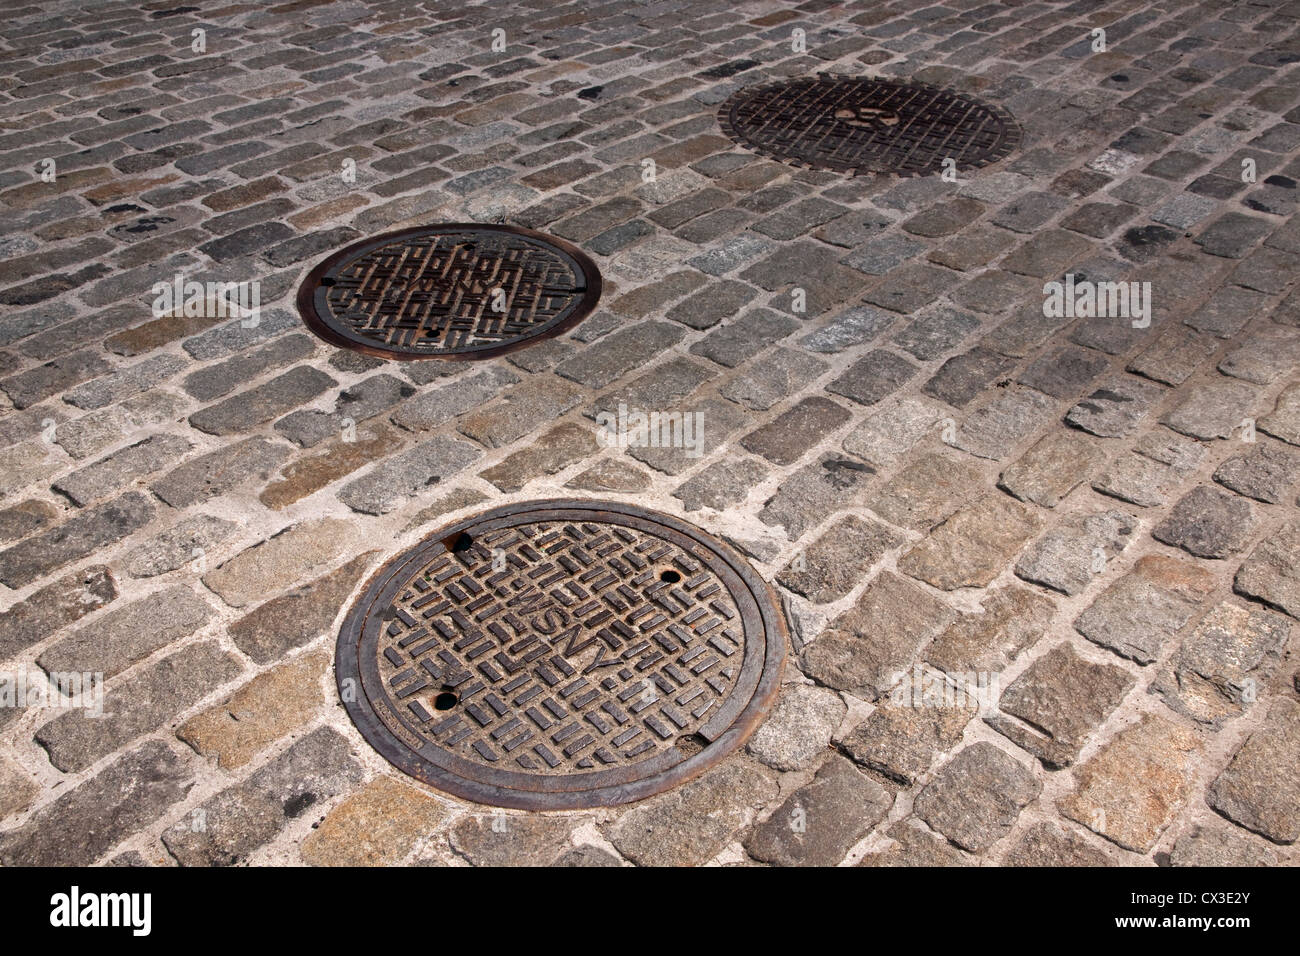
top-left (296, 224), bottom-right (602, 361)
top-left (336, 500), bottom-right (787, 809)
top-left (718, 74), bottom-right (1021, 177)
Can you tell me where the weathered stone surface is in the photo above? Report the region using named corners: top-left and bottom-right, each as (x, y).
top-left (0, 492), bottom-right (154, 589)
top-left (1257, 382), bottom-right (1300, 446)
top-left (456, 376), bottom-right (585, 448)
top-left (719, 347), bottom-right (827, 411)
top-left (1016, 345), bottom-right (1110, 399)
top-left (745, 754), bottom-right (892, 866)
top-left (841, 395), bottom-right (947, 469)
top-left (951, 388), bottom-right (1057, 461)
top-left (274, 373), bottom-right (415, 448)
top-left (801, 306), bottom-right (895, 353)
top-left (998, 429), bottom-right (1107, 508)
top-left (1234, 518), bottom-right (1300, 619)
top-left (922, 346), bottom-right (1017, 408)
top-left (178, 650), bottom-right (329, 770)
top-left (480, 422), bottom-right (598, 492)
top-left (1207, 697), bottom-right (1300, 844)
top-left (1152, 601), bottom-right (1290, 727)
top-left (0, 498), bottom-right (58, 545)
top-left (827, 349), bottom-right (918, 407)
top-left (914, 743), bottom-right (1041, 853)
top-left (1218, 325), bottom-right (1300, 385)
top-left (899, 494), bottom-right (1043, 591)
top-left (987, 644), bottom-right (1135, 768)
top-left (203, 517), bottom-right (362, 608)
top-left (38, 585), bottom-right (212, 680)
top-left (1074, 554), bottom-right (1214, 663)
top-left (1167, 825), bottom-right (1279, 867)
top-left (690, 309), bottom-right (797, 368)
top-left (1058, 715), bottom-right (1200, 852)
top-left (1003, 822), bottom-right (1112, 866)
top-left (565, 458), bottom-right (652, 494)
top-left (553, 844), bottom-right (623, 867)
top-left (0, 756), bottom-right (39, 822)
top-left (0, 565), bottom-right (117, 662)
top-left (626, 398), bottom-right (746, 475)
top-left (672, 457), bottom-right (766, 512)
top-left (36, 641), bottom-right (242, 773)
top-left (53, 434), bottom-right (193, 507)
top-left (151, 436), bottom-right (290, 508)
top-left (301, 775), bottom-right (445, 867)
top-left (1152, 486), bottom-right (1256, 559)
top-left (1014, 510), bottom-right (1138, 596)
top-left (450, 814), bottom-right (579, 867)
top-left (124, 514), bottom-right (239, 578)
top-left (555, 321), bottom-right (684, 388)
top-left (840, 678), bottom-right (974, 785)
top-left (338, 436), bottom-right (482, 514)
top-left (64, 354), bottom-right (187, 410)
top-left (758, 452), bottom-right (877, 541)
top-left (1092, 429), bottom-right (1205, 508)
top-left (259, 422), bottom-right (403, 509)
top-left (227, 552), bottom-right (377, 665)
top-left (188, 365), bottom-right (336, 436)
top-left (1213, 441), bottom-right (1300, 503)
top-left (802, 572), bottom-right (954, 700)
top-left (925, 584), bottom-right (1056, 676)
top-left (0, 742), bottom-right (192, 866)
top-left (605, 758), bottom-right (778, 867)
top-left (746, 683), bottom-right (845, 772)
top-left (389, 367), bottom-right (520, 432)
top-left (1127, 326), bottom-right (1219, 386)
top-left (162, 726), bottom-right (363, 866)
top-left (1161, 380), bottom-right (1259, 440)
top-left (739, 397), bottom-right (851, 466)
top-left (1065, 376), bottom-right (1165, 438)
top-left (777, 516), bottom-right (902, 604)
top-left (868, 451), bottom-right (984, 531)
top-left (857, 821), bottom-right (970, 867)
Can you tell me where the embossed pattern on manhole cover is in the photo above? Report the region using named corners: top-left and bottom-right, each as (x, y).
top-left (296, 224), bottom-right (602, 361)
top-left (336, 500), bottom-right (786, 809)
top-left (718, 74), bottom-right (1021, 177)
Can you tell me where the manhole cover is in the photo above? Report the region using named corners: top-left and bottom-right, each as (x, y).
top-left (718, 74), bottom-right (1021, 177)
top-left (336, 500), bottom-right (786, 810)
top-left (296, 224), bottom-right (602, 360)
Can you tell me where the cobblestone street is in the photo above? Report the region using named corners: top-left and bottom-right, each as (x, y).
top-left (1, 0), bottom-right (1298, 867)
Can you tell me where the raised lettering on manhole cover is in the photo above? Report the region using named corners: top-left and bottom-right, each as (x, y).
top-left (718, 74), bottom-right (1021, 177)
top-left (336, 500), bottom-right (786, 809)
top-left (296, 224), bottom-right (602, 360)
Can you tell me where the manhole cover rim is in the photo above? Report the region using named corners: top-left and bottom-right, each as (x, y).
top-left (295, 223), bottom-right (604, 362)
top-left (718, 72), bottom-right (1023, 178)
top-left (336, 499), bottom-right (787, 810)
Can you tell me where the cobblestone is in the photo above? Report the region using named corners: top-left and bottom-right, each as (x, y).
top-left (1207, 698), bottom-right (1300, 844)
top-left (914, 743), bottom-right (1041, 853)
top-left (803, 572), bottom-right (954, 701)
top-left (1153, 485), bottom-right (1257, 559)
top-left (987, 644), bottom-right (1135, 768)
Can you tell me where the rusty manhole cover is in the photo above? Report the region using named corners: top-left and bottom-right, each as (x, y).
top-left (718, 75), bottom-right (1021, 177)
top-left (296, 224), bottom-right (602, 361)
top-left (336, 500), bottom-right (786, 809)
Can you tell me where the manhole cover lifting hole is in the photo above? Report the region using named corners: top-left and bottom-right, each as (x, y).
top-left (296, 223), bottom-right (602, 361)
top-left (336, 500), bottom-right (787, 810)
top-left (718, 74), bottom-right (1022, 177)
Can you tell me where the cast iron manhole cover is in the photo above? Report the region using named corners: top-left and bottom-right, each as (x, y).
top-left (336, 500), bottom-right (786, 809)
top-left (296, 224), bottom-right (602, 361)
top-left (718, 74), bottom-right (1021, 177)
